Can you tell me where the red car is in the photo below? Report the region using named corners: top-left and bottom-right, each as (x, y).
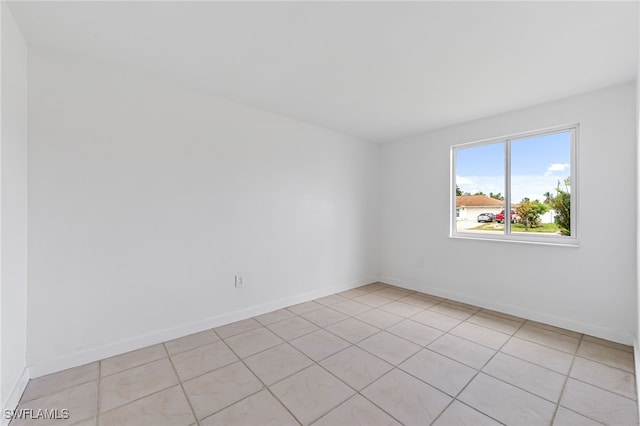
top-left (496, 209), bottom-right (516, 223)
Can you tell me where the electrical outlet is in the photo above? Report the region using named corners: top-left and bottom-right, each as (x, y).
top-left (235, 275), bottom-right (243, 288)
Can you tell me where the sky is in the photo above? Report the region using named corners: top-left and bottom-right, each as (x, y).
top-left (455, 131), bottom-right (572, 203)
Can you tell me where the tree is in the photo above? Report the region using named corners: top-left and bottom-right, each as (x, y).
top-left (456, 185), bottom-right (463, 196)
top-left (546, 178), bottom-right (571, 236)
top-left (515, 198), bottom-right (548, 231)
top-left (472, 191), bottom-right (485, 196)
top-left (489, 192), bottom-right (504, 201)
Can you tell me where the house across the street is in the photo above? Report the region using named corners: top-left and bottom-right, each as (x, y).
top-left (456, 195), bottom-right (557, 223)
top-left (456, 195), bottom-right (505, 221)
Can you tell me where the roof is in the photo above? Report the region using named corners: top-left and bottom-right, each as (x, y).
top-left (456, 195), bottom-right (505, 208)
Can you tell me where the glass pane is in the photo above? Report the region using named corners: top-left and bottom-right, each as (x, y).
top-left (455, 142), bottom-right (505, 234)
top-left (510, 131), bottom-right (571, 236)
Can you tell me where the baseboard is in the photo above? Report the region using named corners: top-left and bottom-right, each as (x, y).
top-left (28, 277), bottom-right (376, 378)
top-left (1, 367), bottom-right (29, 426)
top-left (380, 275), bottom-right (634, 345)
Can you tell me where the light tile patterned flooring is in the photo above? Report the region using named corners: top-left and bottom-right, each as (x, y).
top-left (13, 283), bottom-right (639, 426)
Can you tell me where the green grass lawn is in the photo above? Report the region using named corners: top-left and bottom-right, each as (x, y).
top-left (471, 222), bottom-right (560, 233)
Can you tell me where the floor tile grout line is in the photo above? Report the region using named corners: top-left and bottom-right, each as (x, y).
top-left (251, 308), bottom-right (296, 327)
top-left (353, 374), bottom-right (412, 426)
top-left (500, 335), bottom-right (579, 369)
top-left (496, 349), bottom-right (572, 376)
top-left (581, 336), bottom-right (635, 354)
top-left (478, 368), bottom-right (565, 406)
top-left (300, 303), bottom-right (349, 317)
top-left (408, 306), bottom-right (472, 325)
top-left (525, 320), bottom-right (584, 339)
top-left (162, 343), bottom-right (200, 426)
top-left (179, 337), bottom-right (270, 424)
top-left (440, 315), bottom-right (530, 423)
top-left (510, 331), bottom-right (581, 355)
top-left (99, 351), bottom-right (170, 379)
top-left (214, 320), bottom-right (263, 339)
top-left (264, 344), bottom-right (353, 389)
top-left (20, 366), bottom-right (163, 424)
top-left (445, 324), bottom-right (513, 352)
top-left (383, 320), bottom-right (443, 347)
top-left (550, 332), bottom-right (584, 425)
top-left (321, 315), bottom-right (429, 365)
top-left (17, 374), bottom-right (98, 405)
top-left (221, 331), bottom-right (297, 363)
top-left (433, 399), bottom-right (508, 426)
top-left (572, 343), bottom-right (637, 375)
top-left (166, 350), bottom-right (239, 385)
top-left (483, 349), bottom-right (570, 383)
top-left (97, 378), bottom-right (182, 419)
top-left (307, 390), bottom-right (403, 426)
top-left (96, 354), bottom-right (193, 420)
top-left (197, 386), bottom-right (269, 425)
top-left (555, 405), bottom-right (607, 425)
top-left (576, 349), bottom-right (637, 372)
top-left (324, 363), bottom-right (425, 426)
top-left (468, 310), bottom-right (525, 326)
top-left (95, 361), bottom-right (101, 426)
top-left (423, 331), bottom-right (497, 370)
top-left (567, 375), bottom-right (638, 402)
top-left (301, 312), bottom-right (351, 329)
top-left (438, 305), bottom-right (479, 316)
top-left (164, 332), bottom-right (222, 357)
top-left (361, 318), bottom-right (406, 331)
top-left (212, 335), bottom-right (304, 426)
top-left (427, 398), bottom-right (457, 426)
top-left (266, 320), bottom-right (323, 342)
top-left (519, 319), bottom-right (583, 337)
top-left (322, 318), bottom-right (383, 345)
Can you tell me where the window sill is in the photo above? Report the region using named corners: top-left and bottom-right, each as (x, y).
top-left (450, 232), bottom-right (579, 247)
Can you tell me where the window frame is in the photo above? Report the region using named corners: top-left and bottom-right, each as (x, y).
top-left (450, 124), bottom-right (579, 246)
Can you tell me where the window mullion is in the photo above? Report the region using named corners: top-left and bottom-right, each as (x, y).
top-left (570, 128), bottom-right (577, 238)
top-left (505, 139), bottom-right (511, 235)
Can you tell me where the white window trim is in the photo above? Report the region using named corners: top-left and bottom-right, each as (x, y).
top-left (450, 124), bottom-right (579, 247)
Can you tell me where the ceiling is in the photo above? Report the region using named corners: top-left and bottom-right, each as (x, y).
top-left (7, 1), bottom-right (639, 143)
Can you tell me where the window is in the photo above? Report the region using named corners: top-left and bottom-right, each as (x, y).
top-left (452, 125), bottom-right (577, 245)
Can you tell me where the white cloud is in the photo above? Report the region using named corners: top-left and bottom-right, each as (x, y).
top-left (545, 163), bottom-right (570, 176)
top-left (456, 175), bottom-right (503, 197)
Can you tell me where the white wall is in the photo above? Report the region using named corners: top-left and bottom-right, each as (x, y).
top-left (379, 82), bottom-right (637, 344)
top-left (0, 1), bottom-right (29, 418)
top-left (27, 50), bottom-right (379, 376)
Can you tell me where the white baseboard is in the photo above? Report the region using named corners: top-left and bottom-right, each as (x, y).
top-left (28, 277), bottom-right (376, 378)
top-left (1, 367), bottom-right (29, 426)
top-left (380, 275), bottom-right (634, 345)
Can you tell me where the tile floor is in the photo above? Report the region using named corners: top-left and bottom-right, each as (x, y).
top-left (12, 283), bottom-right (639, 426)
